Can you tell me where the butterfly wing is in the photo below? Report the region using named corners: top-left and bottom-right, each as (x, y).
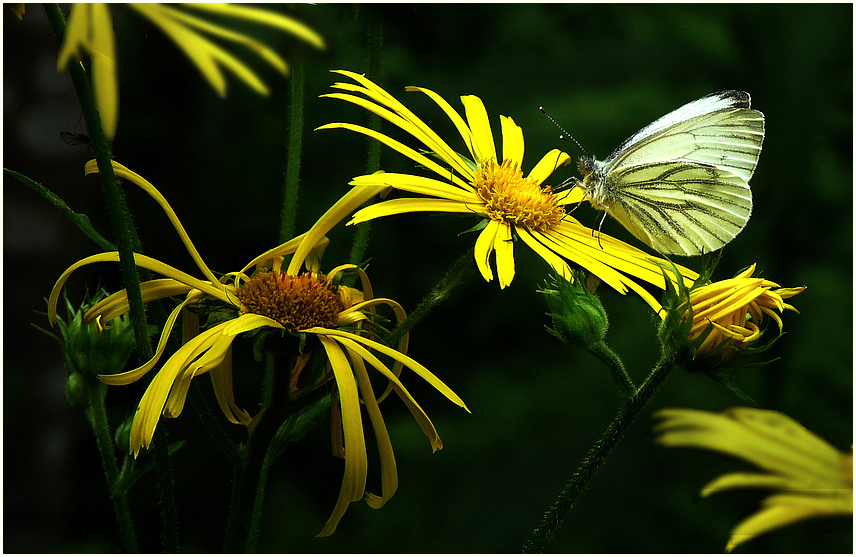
top-left (605, 161), bottom-right (753, 255)
top-left (602, 91), bottom-right (764, 256)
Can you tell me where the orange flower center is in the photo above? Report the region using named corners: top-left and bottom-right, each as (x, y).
top-left (474, 159), bottom-right (565, 232)
top-left (235, 270), bottom-right (344, 331)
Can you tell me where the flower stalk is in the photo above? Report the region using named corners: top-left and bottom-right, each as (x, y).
top-left (280, 63), bottom-right (305, 243)
top-left (44, 5), bottom-right (178, 550)
top-left (86, 377), bottom-right (140, 553)
top-left (522, 355), bottom-right (676, 553)
top-left (385, 249), bottom-right (478, 348)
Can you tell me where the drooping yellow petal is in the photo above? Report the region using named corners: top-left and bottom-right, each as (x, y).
top-left (461, 95), bottom-right (496, 163)
top-left (473, 220), bottom-right (500, 283)
top-left (85, 160), bottom-right (221, 286)
top-left (332, 335), bottom-right (444, 452)
top-left (208, 345), bottom-right (253, 426)
top-left (344, 347), bottom-right (398, 510)
top-left (316, 335), bottom-right (368, 537)
top-left (99, 295), bottom-right (194, 386)
top-left (48, 252), bottom-right (230, 327)
top-left (305, 328), bottom-right (469, 412)
top-left (85, 278), bottom-right (193, 325)
top-left (494, 222), bottom-right (516, 289)
top-left (514, 226), bottom-right (573, 281)
top-left (500, 115), bottom-right (524, 166)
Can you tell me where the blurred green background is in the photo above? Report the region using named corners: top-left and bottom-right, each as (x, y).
top-left (5, 3), bottom-right (852, 553)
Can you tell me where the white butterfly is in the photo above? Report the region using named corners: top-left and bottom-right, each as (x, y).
top-left (571, 90), bottom-right (765, 256)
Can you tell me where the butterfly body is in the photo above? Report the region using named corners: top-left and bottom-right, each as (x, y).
top-left (574, 90), bottom-right (765, 256)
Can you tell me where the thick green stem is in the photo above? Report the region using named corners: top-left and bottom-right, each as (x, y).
top-left (44, 4), bottom-right (152, 363)
top-left (86, 383), bottom-right (139, 553)
top-left (386, 250), bottom-right (477, 347)
top-left (587, 340), bottom-right (635, 396)
top-left (279, 64), bottom-right (305, 243)
top-left (44, 5), bottom-right (179, 550)
top-left (522, 356), bottom-right (676, 553)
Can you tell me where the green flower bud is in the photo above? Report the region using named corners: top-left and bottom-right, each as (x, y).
top-left (52, 289), bottom-right (137, 379)
top-left (539, 271), bottom-right (609, 350)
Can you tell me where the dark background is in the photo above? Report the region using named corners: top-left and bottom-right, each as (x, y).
top-left (5, 4), bottom-right (852, 553)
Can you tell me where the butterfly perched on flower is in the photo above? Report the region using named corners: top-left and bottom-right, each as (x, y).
top-left (567, 91), bottom-right (765, 256)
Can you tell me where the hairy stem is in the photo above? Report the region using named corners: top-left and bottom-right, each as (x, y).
top-left (522, 356), bottom-right (675, 553)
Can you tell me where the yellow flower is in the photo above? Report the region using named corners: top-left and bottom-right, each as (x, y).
top-left (681, 264), bottom-right (805, 362)
top-left (56, 3), bottom-right (325, 138)
top-left (47, 160), bottom-right (468, 536)
top-left (317, 70), bottom-right (697, 312)
top-left (653, 407), bottom-right (853, 552)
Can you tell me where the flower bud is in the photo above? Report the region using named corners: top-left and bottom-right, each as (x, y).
top-left (52, 289), bottom-right (137, 379)
top-left (540, 271), bottom-right (609, 349)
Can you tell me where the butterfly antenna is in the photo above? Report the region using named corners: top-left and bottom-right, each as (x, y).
top-left (539, 106), bottom-right (588, 157)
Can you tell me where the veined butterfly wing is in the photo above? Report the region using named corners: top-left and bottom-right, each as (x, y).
top-left (581, 90), bottom-right (765, 256)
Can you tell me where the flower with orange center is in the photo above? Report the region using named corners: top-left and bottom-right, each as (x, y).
top-left (680, 263), bottom-right (806, 363)
top-left (653, 407), bottom-right (853, 552)
top-left (317, 70), bottom-right (698, 313)
top-left (47, 160), bottom-right (468, 536)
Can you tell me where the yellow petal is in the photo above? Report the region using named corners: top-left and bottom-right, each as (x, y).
top-left (494, 223), bottom-right (516, 289)
top-left (349, 172), bottom-right (482, 203)
top-left (344, 347), bottom-right (398, 510)
top-left (185, 3), bottom-right (325, 49)
top-left (349, 197), bottom-right (480, 226)
top-left (316, 121), bottom-right (474, 190)
top-left (528, 149), bottom-right (572, 187)
top-left (461, 95), bottom-right (496, 163)
top-left (316, 335), bottom-right (367, 537)
top-left (500, 115), bottom-right (524, 166)
top-left (86, 160), bottom-right (221, 286)
top-left (306, 328), bottom-right (469, 412)
top-left (286, 182), bottom-right (387, 276)
top-left (473, 220), bottom-right (500, 283)
top-left (406, 86), bottom-right (476, 163)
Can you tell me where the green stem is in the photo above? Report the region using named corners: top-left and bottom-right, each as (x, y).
top-left (45, 5), bottom-right (178, 550)
top-left (153, 432), bottom-right (180, 553)
top-left (5, 168), bottom-right (116, 252)
top-left (86, 382), bottom-right (139, 553)
top-left (279, 64), bottom-right (305, 243)
top-left (587, 340), bottom-right (635, 396)
top-left (348, 14), bottom-right (384, 267)
top-left (223, 355), bottom-right (290, 553)
top-left (522, 356), bottom-right (676, 553)
top-left (44, 4), bottom-right (152, 364)
top-left (386, 250), bottom-right (477, 347)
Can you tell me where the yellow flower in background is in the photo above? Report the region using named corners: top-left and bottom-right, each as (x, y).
top-left (47, 160), bottom-right (468, 536)
top-left (318, 70), bottom-right (697, 312)
top-left (653, 407), bottom-right (853, 552)
top-left (681, 263), bottom-right (805, 362)
top-left (56, 3), bottom-right (325, 139)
